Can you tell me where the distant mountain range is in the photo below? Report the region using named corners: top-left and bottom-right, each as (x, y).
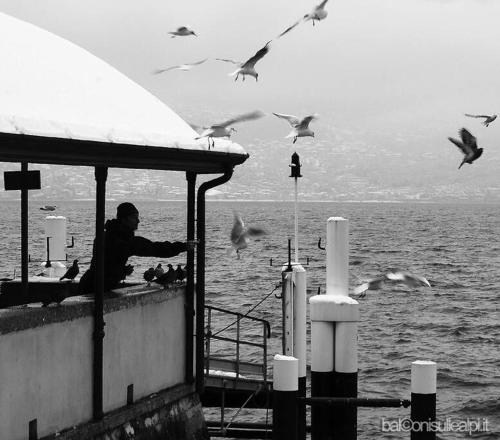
top-left (1, 116), bottom-right (499, 203)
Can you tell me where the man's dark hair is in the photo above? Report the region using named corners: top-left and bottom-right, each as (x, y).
top-left (116, 202), bottom-right (139, 220)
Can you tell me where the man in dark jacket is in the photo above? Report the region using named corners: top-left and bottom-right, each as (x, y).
top-left (78, 202), bottom-right (192, 294)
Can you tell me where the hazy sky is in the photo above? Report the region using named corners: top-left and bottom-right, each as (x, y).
top-left (1, 0), bottom-right (500, 184)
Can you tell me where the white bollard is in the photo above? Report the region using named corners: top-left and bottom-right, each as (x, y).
top-left (273, 355), bottom-right (298, 440)
top-left (326, 217), bottom-right (349, 296)
top-left (411, 361), bottom-right (437, 440)
top-left (44, 216), bottom-right (67, 261)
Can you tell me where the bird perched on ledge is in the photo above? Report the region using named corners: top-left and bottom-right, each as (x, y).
top-left (59, 260), bottom-right (79, 282)
top-left (155, 264), bottom-right (177, 288)
top-left (194, 110), bottom-right (264, 149)
top-left (143, 267), bottom-right (156, 285)
top-left (176, 264), bottom-right (186, 283)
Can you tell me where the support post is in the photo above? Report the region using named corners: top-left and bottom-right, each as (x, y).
top-left (273, 355), bottom-right (298, 440)
top-left (196, 170), bottom-right (233, 394)
top-left (93, 166), bottom-right (107, 420)
top-left (21, 162), bottom-right (28, 299)
top-left (411, 361), bottom-right (437, 440)
top-left (310, 217), bottom-right (359, 440)
top-left (280, 262), bottom-right (307, 440)
top-left (185, 171), bottom-right (196, 383)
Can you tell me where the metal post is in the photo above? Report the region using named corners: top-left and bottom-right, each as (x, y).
top-left (185, 171), bottom-right (196, 383)
top-left (411, 361), bottom-right (437, 440)
top-left (289, 153), bottom-right (302, 263)
top-left (21, 162), bottom-right (28, 299)
top-left (273, 355), bottom-right (298, 440)
top-left (93, 166), bottom-right (107, 420)
top-left (196, 170), bottom-right (233, 394)
top-left (294, 178), bottom-right (298, 262)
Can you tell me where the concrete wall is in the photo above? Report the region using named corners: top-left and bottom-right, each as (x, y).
top-left (0, 285), bottom-right (186, 440)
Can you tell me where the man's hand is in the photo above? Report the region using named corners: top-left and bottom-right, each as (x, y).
top-left (186, 240), bottom-right (199, 251)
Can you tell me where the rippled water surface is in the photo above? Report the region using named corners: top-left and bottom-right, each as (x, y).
top-left (1, 200), bottom-right (498, 439)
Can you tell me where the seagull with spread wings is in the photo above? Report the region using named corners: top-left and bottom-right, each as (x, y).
top-left (168, 26), bottom-right (197, 37)
top-left (465, 113), bottom-right (497, 127)
top-left (273, 113), bottom-right (318, 143)
top-left (194, 110), bottom-right (265, 149)
top-left (354, 271), bottom-right (431, 298)
top-left (447, 128), bottom-right (484, 169)
top-left (277, 0), bottom-right (329, 38)
top-left (230, 212), bottom-right (266, 259)
top-left (152, 58), bottom-right (208, 75)
top-left (217, 41), bottom-right (271, 82)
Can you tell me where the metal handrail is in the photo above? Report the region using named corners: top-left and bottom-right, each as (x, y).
top-left (206, 304), bottom-right (271, 337)
top-left (204, 305), bottom-right (271, 383)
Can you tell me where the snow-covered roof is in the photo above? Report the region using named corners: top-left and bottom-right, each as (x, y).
top-left (0, 12), bottom-right (247, 171)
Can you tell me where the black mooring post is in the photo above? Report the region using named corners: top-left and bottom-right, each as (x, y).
top-left (21, 162), bottom-right (29, 299)
top-left (93, 166), bottom-right (107, 420)
top-left (331, 371), bottom-right (358, 439)
top-left (185, 171), bottom-right (196, 384)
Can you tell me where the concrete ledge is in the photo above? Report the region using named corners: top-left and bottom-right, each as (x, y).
top-left (309, 294), bottom-right (359, 322)
top-left (39, 384), bottom-right (208, 440)
top-left (0, 283), bottom-right (185, 335)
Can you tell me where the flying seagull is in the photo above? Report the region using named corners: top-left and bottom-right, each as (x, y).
top-left (305, 0), bottom-right (330, 25)
top-left (217, 41), bottom-right (271, 82)
top-left (168, 26), bottom-right (197, 37)
top-left (354, 271), bottom-right (431, 298)
top-left (59, 259), bottom-right (79, 282)
top-left (230, 212), bottom-right (266, 259)
top-left (277, 0), bottom-right (329, 38)
top-left (194, 110), bottom-right (265, 149)
top-left (464, 113), bottom-right (497, 127)
top-left (447, 128), bottom-right (483, 169)
top-left (273, 113), bottom-right (318, 143)
top-left (152, 58), bottom-right (208, 74)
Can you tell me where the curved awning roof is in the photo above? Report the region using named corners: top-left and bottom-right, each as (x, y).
top-left (0, 12), bottom-right (248, 173)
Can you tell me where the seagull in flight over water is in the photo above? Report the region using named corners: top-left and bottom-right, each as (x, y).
top-left (278, 0), bottom-right (329, 38)
top-left (354, 271), bottom-right (431, 298)
top-left (152, 59), bottom-right (208, 74)
top-left (194, 110), bottom-right (265, 149)
top-left (447, 128), bottom-right (484, 169)
top-left (465, 113), bottom-right (497, 127)
top-left (217, 41), bottom-right (271, 82)
top-left (230, 212), bottom-right (266, 259)
top-left (168, 26), bottom-right (197, 37)
top-left (273, 113), bottom-right (318, 143)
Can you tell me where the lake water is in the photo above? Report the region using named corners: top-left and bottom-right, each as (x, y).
top-left (0, 200), bottom-right (498, 439)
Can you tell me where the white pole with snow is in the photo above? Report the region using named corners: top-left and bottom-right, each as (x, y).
top-left (273, 354), bottom-right (298, 440)
top-left (310, 217), bottom-right (359, 440)
top-left (411, 360), bottom-right (437, 440)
